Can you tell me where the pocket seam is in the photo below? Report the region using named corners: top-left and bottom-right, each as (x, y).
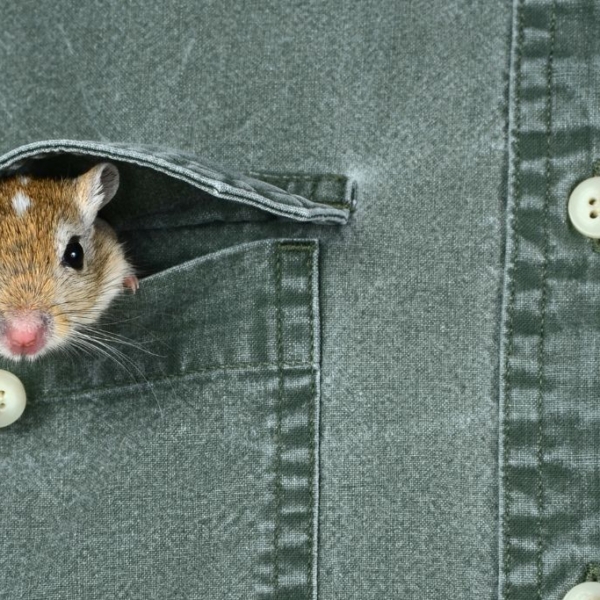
top-left (33, 360), bottom-right (314, 402)
top-left (269, 241), bottom-right (319, 599)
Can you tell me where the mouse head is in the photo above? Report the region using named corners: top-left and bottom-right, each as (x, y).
top-left (0, 163), bottom-right (135, 361)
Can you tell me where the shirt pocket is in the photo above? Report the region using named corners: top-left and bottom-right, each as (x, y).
top-left (0, 140), bottom-right (353, 600)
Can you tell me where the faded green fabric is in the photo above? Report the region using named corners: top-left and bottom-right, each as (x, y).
top-left (501, 2), bottom-right (600, 599)
top-left (9, 0), bottom-right (595, 599)
top-left (3, 238), bottom-right (321, 600)
top-left (0, 147), bottom-right (328, 599)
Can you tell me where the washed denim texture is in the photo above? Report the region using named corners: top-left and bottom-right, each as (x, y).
top-left (500, 2), bottom-right (600, 599)
top-left (1, 0), bottom-right (577, 598)
top-left (0, 145), bottom-right (333, 600)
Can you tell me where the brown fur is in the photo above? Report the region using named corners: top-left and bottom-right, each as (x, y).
top-left (0, 169), bottom-right (134, 359)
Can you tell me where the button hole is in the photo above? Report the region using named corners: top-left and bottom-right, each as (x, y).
top-left (590, 198), bottom-right (598, 206)
top-left (591, 211), bottom-right (598, 219)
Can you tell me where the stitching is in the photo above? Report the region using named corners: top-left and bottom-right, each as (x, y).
top-left (279, 244), bottom-right (316, 252)
top-left (306, 203), bottom-right (351, 209)
top-left (536, 4), bottom-right (556, 598)
top-left (273, 243), bottom-right (284, 593)
top-left (39, 360), bottom-right (312, 402)
top-left (307, 246), bottom-right (316, 594)
top-left (246, 171), bottom-right (352, 208)
top-left (503, 0), bottom-right (525, 597)
top-left (247, 172), bottom-right (347, 182)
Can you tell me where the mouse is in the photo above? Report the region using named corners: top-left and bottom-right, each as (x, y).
top-left (0, 162), bottom-right (138, 361)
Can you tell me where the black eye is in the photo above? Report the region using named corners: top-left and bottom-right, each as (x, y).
top-left (62, 236), bottom-right (84, 270)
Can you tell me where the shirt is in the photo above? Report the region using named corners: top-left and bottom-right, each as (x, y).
top-left (0, 1), bottom-right (592, 599)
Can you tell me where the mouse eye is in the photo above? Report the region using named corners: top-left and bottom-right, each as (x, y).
top-left (62, 236), bottom-right (84, 270)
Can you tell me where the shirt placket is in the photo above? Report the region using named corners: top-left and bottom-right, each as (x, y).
top-left (501, 1), bottom-right (600, 599)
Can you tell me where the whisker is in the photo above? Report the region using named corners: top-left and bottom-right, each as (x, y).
top-left (68, 330), bottom-right (164, 418)
top-left (75, 326), bottom-right (162, 357)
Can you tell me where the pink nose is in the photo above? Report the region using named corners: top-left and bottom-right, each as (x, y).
top-left (4, 313), bottom-right (48, 356)
top-left (8, 327), bottom-right (42, 347)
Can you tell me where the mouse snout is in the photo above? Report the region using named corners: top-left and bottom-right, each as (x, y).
top-left (3, 311), bottom-right (50, 357)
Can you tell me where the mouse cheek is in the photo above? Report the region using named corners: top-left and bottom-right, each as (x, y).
top-left (51, 313), bottom-right (71, 341)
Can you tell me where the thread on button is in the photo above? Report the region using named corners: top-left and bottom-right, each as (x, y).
top-left (585, 563), bottom-right (600, 582)
top-left (589, 167), bottom-right (600, 253)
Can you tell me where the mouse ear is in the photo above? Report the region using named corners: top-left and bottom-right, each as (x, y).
top-left (76, 162), bottom-right (120, 221)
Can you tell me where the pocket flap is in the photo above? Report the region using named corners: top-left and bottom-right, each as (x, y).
top-left (0, 140), bottom-right (354, 224)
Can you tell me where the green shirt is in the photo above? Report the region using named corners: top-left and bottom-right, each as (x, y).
top-left (0, 1), bottom-right (595, 599)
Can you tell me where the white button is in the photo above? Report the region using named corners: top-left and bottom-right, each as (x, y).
top-left (563, 582), bottom-right (600, 600)
top-left (568, 177), bottom-right (600, 238)
top-left (0, 370), bottom-right (26, 428)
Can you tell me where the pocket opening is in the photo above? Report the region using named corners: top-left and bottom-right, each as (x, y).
top-left (0, 140), bottom-right (352, 226)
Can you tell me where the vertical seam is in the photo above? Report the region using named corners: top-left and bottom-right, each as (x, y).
top-left (536, 4), bottom-right (557, 598)
top-left (273, 244), bottom-right (284, 594)
top-left (307, 247), bottom-right (316, 597)
top-left (502, 0), bottom-right (525, 597)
